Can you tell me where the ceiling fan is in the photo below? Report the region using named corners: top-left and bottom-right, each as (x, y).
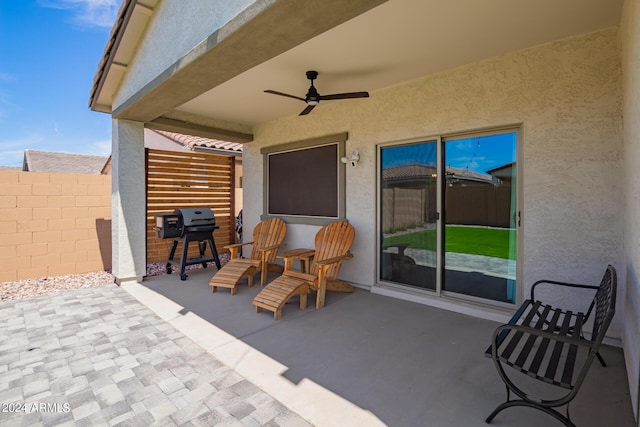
top-left (264, 70), bottom-right (369, 116)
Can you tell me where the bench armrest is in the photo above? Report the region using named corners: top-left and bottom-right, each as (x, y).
top-left (530, 279), bottom-right (599, 302)
top-left (487, 323), bottom-right (593, 359)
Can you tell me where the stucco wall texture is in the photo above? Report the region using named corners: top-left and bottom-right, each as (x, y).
top-left (621, 0), bottom-right (640, 420)
top-left (114, 0), bottom-right (254, 108)
top-left (246, 27), bottom-right (623, 332)
top-left (111, 120), bottom-right (146, 283)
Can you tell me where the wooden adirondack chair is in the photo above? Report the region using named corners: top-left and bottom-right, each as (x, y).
top-left (209, 217), bottom-right (286, 295)
top-left (253, 221), bottom-right (355, 319)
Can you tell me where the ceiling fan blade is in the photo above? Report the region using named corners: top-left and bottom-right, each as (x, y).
top-left (264, 90), bottom-right (306, 102)
top-left (299, 104), bottom-right (316, 115)
top-left (320, 91), bottom-right (369, 101)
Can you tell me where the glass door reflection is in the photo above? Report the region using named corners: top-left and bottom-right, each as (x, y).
top-left (442, 132), bottom-right (517, 303)
top-left (380, 141), bottom-right (438, 291)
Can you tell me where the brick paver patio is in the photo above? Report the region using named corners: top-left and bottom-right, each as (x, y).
top-left (0, 284), bottom-right (310, 426)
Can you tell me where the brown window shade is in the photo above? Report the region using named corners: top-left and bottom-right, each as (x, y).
top-left (268, 144), bottom-right (338, 217)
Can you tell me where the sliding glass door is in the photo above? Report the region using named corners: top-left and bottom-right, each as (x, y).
top-left (442, 132), bottom-right (517, 304)
top-left (378, 129), bottom-right (519, 305)
top-left (380, 141), bottom-right (438, 290)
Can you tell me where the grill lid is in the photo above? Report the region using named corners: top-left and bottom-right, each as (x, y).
top-left (174, 208), bottom-right (216, 227)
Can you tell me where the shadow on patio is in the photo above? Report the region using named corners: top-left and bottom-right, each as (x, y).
top-left (124, 267), bottom-right (634, 426)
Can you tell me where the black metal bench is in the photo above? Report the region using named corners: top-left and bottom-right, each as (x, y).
top-left (485, 265), bottom-right (617, 426)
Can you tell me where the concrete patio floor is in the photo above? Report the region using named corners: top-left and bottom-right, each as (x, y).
top-left (124, 266), bottom-right (635, 427)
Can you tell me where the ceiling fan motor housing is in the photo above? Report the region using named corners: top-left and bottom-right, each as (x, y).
top-left (305, 71), bottom-right (320, 105)
top-left (306, 86), bottom-right (320, 105)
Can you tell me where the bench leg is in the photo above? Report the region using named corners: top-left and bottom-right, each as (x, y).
top-left (583, 331), bottom-right (607, 367)
top-left (486, 400), bottom-right (575, 427)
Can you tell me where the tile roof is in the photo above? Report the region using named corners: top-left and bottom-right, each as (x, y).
top-left (383, 163), bottom-right (492, 183)
top-left (382, 164), bottom-right (436, 181)
top-left (445, 166), bottom-right (493, 183)
top-left (153, 130), bottom-right (243, 154)
top-left (23, 150), bottom-right (109, 175)
top-left (486, 161), bottom-right (515, 174)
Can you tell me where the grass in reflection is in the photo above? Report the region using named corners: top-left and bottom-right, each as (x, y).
top-left (383, 225), bottom-right (516, 259)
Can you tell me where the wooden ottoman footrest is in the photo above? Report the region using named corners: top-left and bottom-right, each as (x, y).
top-left (252, 276), bottom-right (309, 320)
top-left (209, 259), bottom-right (260, 295)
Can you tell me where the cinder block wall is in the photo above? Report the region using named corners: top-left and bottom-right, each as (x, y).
top-left (0, 170), bottom-right (112, 282)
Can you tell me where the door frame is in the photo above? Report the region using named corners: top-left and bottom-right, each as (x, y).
top-left (375, 124), bottom-right (524, 310)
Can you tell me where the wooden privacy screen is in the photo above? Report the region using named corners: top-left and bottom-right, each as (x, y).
top-left (146, 148), bottom-right (235, 263)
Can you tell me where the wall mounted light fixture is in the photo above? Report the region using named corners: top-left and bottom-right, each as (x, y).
top-left (341, 150), bottom-right (360, 168)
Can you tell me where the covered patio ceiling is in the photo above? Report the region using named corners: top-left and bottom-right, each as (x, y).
top-left (98, 0), bottom-right (623, 130)
top-left (178, 0), bottom-right (623, 126)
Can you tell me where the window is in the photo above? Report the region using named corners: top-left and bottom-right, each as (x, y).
top-left (261, 133), bottom-right (347, 225)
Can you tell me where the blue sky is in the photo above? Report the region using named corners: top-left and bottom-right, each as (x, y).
top-left (446, 133), bottom-right (516, 174)
top-left (0, 0), bottom-right (117, 167)
top-left (381, 132), bottom-right (516, 175)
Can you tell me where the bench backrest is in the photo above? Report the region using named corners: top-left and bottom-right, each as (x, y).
top-left (587, 264), bottom-right (617, 344)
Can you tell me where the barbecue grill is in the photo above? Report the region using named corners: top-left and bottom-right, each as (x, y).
top-left (156, 208), bottom-right (222, 280)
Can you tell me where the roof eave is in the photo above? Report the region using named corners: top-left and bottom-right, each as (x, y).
top-left (89, 0), bottom-right (134, 111)
top-left (89, 1), bottom-right (158, 113)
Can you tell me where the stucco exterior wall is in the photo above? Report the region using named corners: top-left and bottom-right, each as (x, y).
top-left (245, 28), bottom-right (623, 334)
top-left (621, 0), bottom-right (640, 420)
top-left (113, 0), bottom-right (255, 109)
top-left (111, 120), bottom-right (146, 283)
